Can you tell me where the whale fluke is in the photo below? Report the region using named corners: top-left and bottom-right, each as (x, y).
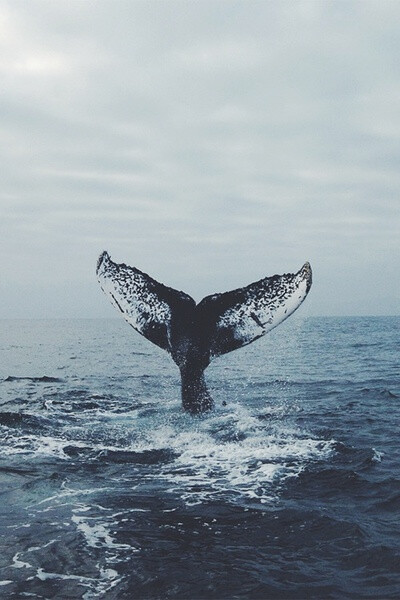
top-left (96, 252), bottom-right (312, 413)
top-left (96, 251), bottom-right (195, 354)
top-left (196, 261), bottom-right (312, 359)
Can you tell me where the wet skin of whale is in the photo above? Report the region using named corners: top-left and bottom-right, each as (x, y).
top-left (96, 252), bottom-right (312, 414)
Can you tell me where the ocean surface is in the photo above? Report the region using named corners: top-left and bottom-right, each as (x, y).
top-left (0, 316), bottom-right (399, 599)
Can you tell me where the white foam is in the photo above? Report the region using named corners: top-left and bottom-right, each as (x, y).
top-left (12, 553), bottom-right (32, 569)
top-left (372, 448), bottom-right (384, 462)
top-left (71, 515), bottom-right (134, 550)
top-left (30, 486), bottom-right (110, 508)
top-left (0, 433), bottom-right (86, 459)
top-left (26, 539), bottom-right (58, 553)
top-left (134, 404), bottom-right (335, 504)
top-left (35, 563), bottom-right (123, 599)
top-left (37, 568), bottom-right (93, 581)
top-left (0, 395), bottom-right (335, 506)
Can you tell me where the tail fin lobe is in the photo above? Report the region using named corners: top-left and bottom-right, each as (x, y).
top-left (197, 262), bottom-right (312, 359)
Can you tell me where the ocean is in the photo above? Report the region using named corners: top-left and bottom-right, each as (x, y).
top-left (0, 316), bottom-right (399, 599)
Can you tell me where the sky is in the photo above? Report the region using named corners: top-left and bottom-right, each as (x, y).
top-left (1, 0), bottom-right (399, 318)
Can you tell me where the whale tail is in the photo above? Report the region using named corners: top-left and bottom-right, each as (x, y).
top-left (96, 252), bottom-right (312, 413)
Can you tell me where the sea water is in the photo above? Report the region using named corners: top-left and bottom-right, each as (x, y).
top-left (0, 316), bottom-right (399, 599)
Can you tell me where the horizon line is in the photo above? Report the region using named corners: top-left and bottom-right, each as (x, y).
top-left (0, 315), bottom-right (398, 320)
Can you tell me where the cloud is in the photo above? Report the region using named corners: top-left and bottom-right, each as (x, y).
top-left (1, 0), bottom-right (399, 316)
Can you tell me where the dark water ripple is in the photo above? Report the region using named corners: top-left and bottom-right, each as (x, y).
top-left (0, 316), bottom-right (399, 599)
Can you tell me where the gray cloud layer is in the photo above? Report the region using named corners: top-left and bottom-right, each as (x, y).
top-left (1, 0), bottom-right (399, 317)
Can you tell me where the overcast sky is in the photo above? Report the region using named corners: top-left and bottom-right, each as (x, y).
top-left (1, 0), bottom-right (399, 318)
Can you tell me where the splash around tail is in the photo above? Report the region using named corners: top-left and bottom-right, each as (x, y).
top-left (96, 252), bottom-right (312, 414)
